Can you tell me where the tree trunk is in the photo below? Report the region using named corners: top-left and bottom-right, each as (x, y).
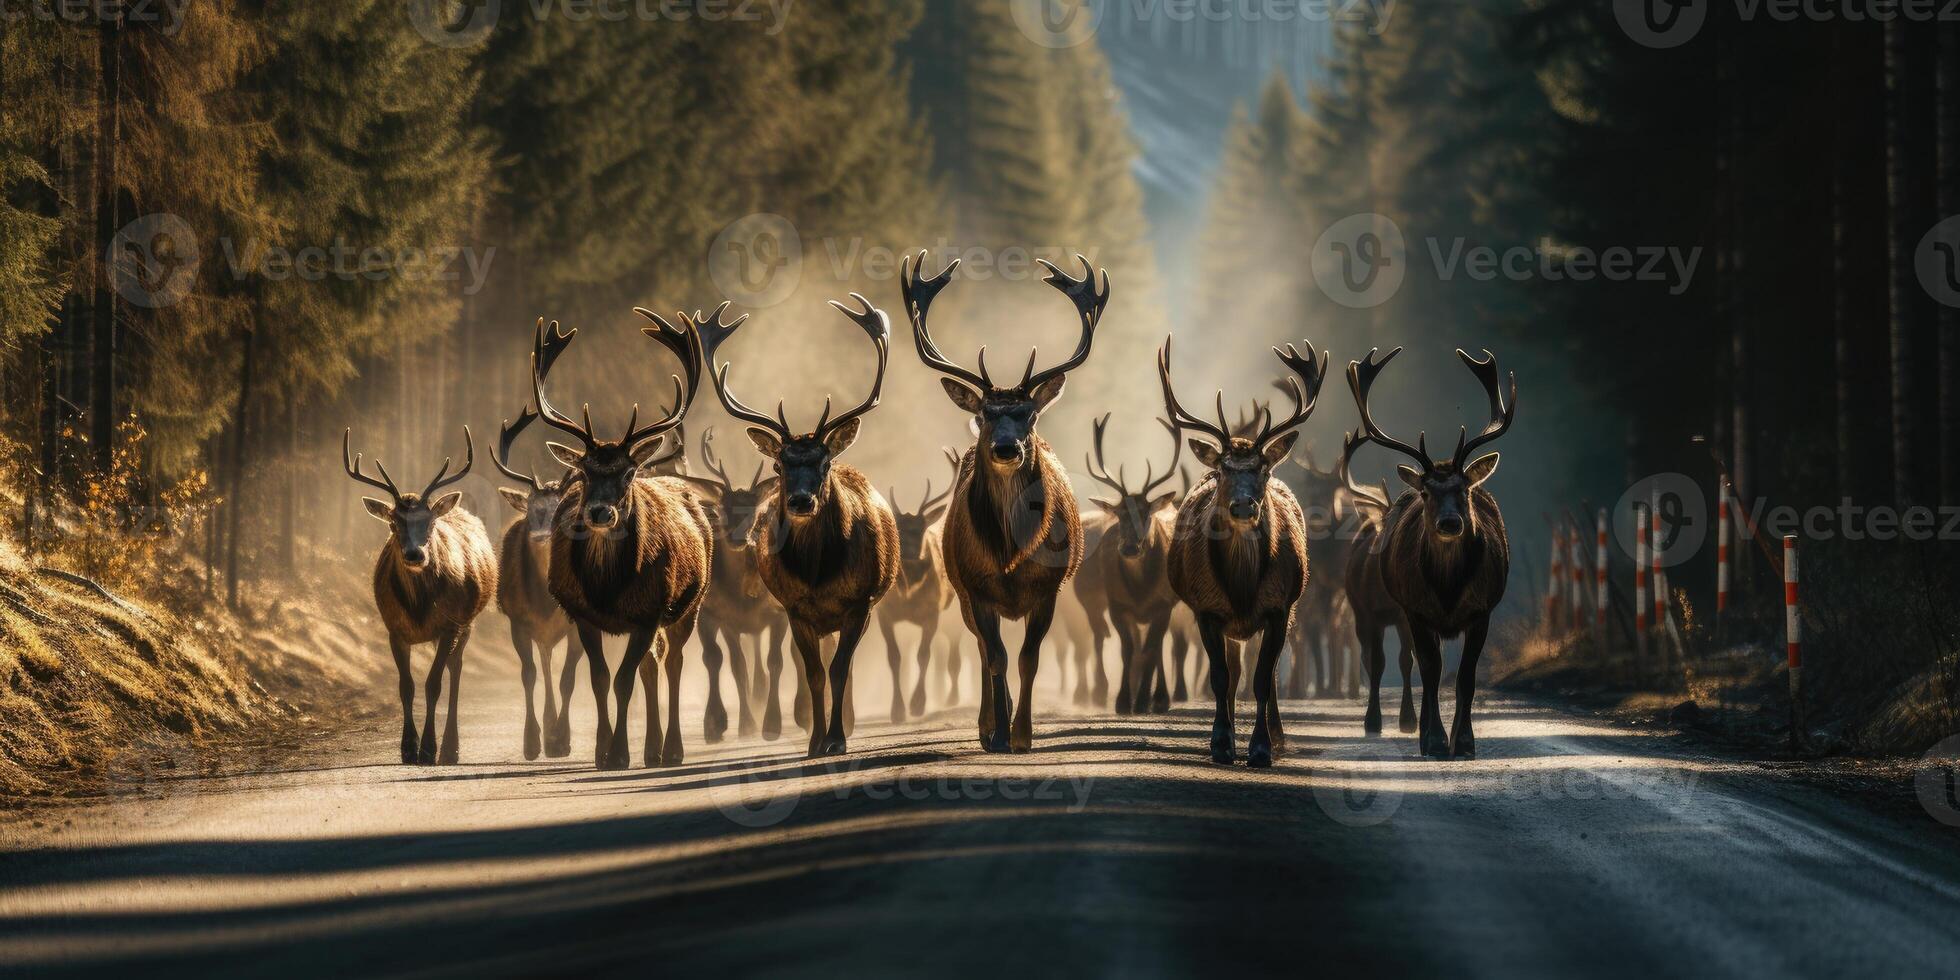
top-left (1938, 20), bottom-right (1958, 506)
top-left (89, 15), bottom-right (121, 472)
top-left (279, 396), bottom-right (296, 573)
top-left (225, 330), bottom-right (256, 610)
top-left (1884, 18), bottom-right (1929, 507)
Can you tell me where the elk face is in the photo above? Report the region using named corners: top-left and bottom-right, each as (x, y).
top-left (944, 382), bottom-right (1063, 472)
top-left (365, 492), bottom-right (462, 569)
top-left (1158, 338), bottom-right (1329, 532)
top-left (551, 437), bottom-right (668, 531)
top-left (1086, 414), bottom-right (1181, 557)
top-left (748, 422), bottom-right (859, 521)
top-left (499, 481), bottom-right (567, 541)
top-left (1398, 456), bottom-right (1500, 542)
top-left (1191, 435), bottom-right (1297, 527)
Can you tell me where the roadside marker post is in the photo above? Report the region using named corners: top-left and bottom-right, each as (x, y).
top-left (1785, 534), bottom-right (1804, 749)
top-left (1594, 508), bottom-right (1608, 639)
top-left (1635, 503), bottom-right (1649, 665)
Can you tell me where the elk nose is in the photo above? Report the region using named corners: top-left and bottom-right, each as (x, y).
top-left (786, 492), bottom-right (818, 516)
top-left (586, 503), bottom-right (617, 527)
top-left (1229, 500), bottom-right (1258, 521)
top-left (990, 441), bottom-right (1023, 463)
top-left (400, 546), bottom-right (427, 567)
top-left (1437, 514), bottom-right (1466, 537)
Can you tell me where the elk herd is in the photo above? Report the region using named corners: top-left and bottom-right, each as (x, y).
top-left (342, 251), bottom-right (1518, 773)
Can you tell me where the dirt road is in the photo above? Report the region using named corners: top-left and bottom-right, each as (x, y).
top-left (3, 657), bottom-right (1958, 978)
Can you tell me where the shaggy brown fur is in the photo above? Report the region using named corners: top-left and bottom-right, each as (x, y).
top-left (497, 508), bottom-right (578, 760)
top-left (371, 500), bottom-right (497, 766)
top-left (1344, 498), bottom-right (1415, 736)
top-left (1099, 505), bottom-right (1178, 713)
top-left (698, 510), bottom-right (786, 740)
top-left (877, 497), bottom-right (954, 721)
top-left (1068, 513), bottom-right (1115, 707)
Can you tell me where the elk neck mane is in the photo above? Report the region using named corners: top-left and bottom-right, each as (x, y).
top-left (964, 441), bottom-right (1055, 573)
top-left (1201, 482), bottom-right (1275, 617)
top-left (381, 509), bottom-right (483, 620)
top-left (771, 466), bottom-right (871, 586)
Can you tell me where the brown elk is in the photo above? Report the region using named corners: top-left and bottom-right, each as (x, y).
top-left (876, 461), bottom-right (955, 721)
top-left (676, 426), bottom-right (787, 742)
top-left (1347, 347), bottom-right (1516, 759)
top-left (700, 294), bottom-right (899, 758)
top-left (491, 337), bottom-right (583, 760)
top-left (1339, 429), bottom-right (1417, 736)
top-left (1158, 337), bottom-right (1329, 767)
top-left (1084, 414), bottom-right (1182, 715)
top-left (344, 427), bottom-right (496, 765)
top-left (904, 251), bottom-right (1103, 753)
top-left (527, 309), bottom-right (713, 770)
top-left (1275, 446), bottom-right (1360, 701)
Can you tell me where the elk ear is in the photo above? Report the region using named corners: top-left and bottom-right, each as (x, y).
top-left (1261, 431), bottom-right (1298, 466)
top-left (498, 487), bottom-right (529, 512)
top-left (941, 378), bottom-right (985, 414)
top-left (362, 497), bottom-right (394, 522)
top-left (1464, 452), bottom-right (1500, 486)
top-left (629, 434), bottom-right (669, 466)
top-left (1150, 491), bottom-right (1179, 513)
top-left (1091, 497), bottom-right (1121, 515)
top-left (1397, 464), bottom-right (1424, 491)
top-left (429, 491), bottom-right (463, 517)
top-left (547, 441), bottom-right (584, 467)
top-left (1188, 439), bottom-right (1222, 469)
top-left (822, 418), bottom-right (860, 456)
top-left (1028, 374), bottom-right (1066, 411)
top-left (745, 427), bottom-right (782, 457)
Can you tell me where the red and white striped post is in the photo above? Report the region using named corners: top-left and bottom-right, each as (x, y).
top-left (1547, 525), bottom-right (1564, 626)
top-left (1715, 481), bottom-right (1731, 625)
top-left (1650, 490), bottom-right (1666, 641)
top-left (1784, 534), bottom-right (1804, 746)
top-left (1594, 508), bottom-right (1608, 634)
top-left (1634, 503), bottom-right (1649, 660)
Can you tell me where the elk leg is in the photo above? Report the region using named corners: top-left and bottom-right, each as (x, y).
top-left (973, 609), bottom-right (1010, 753)
top-left (1113, 619), bottom-right (1138, 716)
top-left (1226, 640), bottom-right (1245, 706)
top-left (1410, 626), bottom-right (1449, 759)
top-left (1088, 616), bottom-right (1110, 707)
top-left (1450, 618), bottom-right (1488, 760)
top-left (700, 623), bottom-right (728, 745)
top-left (639, 636), bottom-right (663, 767)
top-left (945, 633), bottom-right (962, 705)
top-left (1198, 614), bottom-right (1234, 764)
top-left (1169, 628), bottom-right (1189, 703)
top-left (762, 620), bottom-right (785, 741)
top-left (911, 614), bottom-right (937, 717)
top-left (793, 635), bottom-right (813, 735)
top-left (539, 634), bottom-right (561, 752)
top-left (390, 635), bottom-right (416, 764)
top-left (791, 620), bottom-right (828, 759)
top-left (1361, 618), bottom-right (1387, 736)
top-left (439, 625), bottom-right (469, 765)
top-left (1248, 614), bottom-right (1288, 768)
top-left (1394, 620), bottom-right (1417, 733)
top-left (879, 616), bottom-right (906, 723)
top-left (580, 626), bottom-right (613, 769)
top-left (729, 626), bottom-right (758, 738)
top-left (417, 636), bottom-right (452, 766)
top-left (549, 629), bottom-right (582, 756)
top-left (1009, 598), bottom-right (1053, 753)
top-left (512, 621), bottom-right (542, 761)
top-left (822, 610), bottom-right (869, 756)
top-left (662, 616), bottom-right (693, 767)
top-left (1148, 617), bottom-right (1171, 714)
top-left (601, 628), bottom-right (655, 770)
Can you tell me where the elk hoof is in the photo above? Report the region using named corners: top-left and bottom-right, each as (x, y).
top-left (1420, 732), bottom-right (1451, 759)
top-left (1399, 709), bottom-right (1418, 734)
top-left (819, 736), bottom-right (848, 756)
top-left (1363, 706), bottom-right (1383, 736)
top-left (890, 702), bottom-right (907, 724)
top-left (983, 733), bottom-right (1012, 754)
top-left (1246, 742), bottom-right (1273, 769)
top-left (438, 743), bottom-right (459, 766)
top-left (547, 717), bottom-right (573, 756)
top-left (704, 710), bottom-right (727, 745)
top-left (524, 722), bottom-right (542, 761)
top-left (400, 734), bottom-right (419, 765)
top-left (738, 718), bottom-right (758, 739)
top-left (661, 741), bottom-right (685, 767)
top-left (909, 692), bottom-right (926, 717)
top-left (761, 712), bottom-right (782, 741)
top-left (1451, 731), bottom-right (1476, 760)
top-left (416, 742), bottom-right (438, 766)
top-left (1209, 736), bottom-right (1235, 765)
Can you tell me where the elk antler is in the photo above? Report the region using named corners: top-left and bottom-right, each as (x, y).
top-left (812, 293), bottom-right (891, 440)
top-left (627, 305), bottom-right (707, 449)
top-left (343, 429), bottom-right (400, 499)
top-left (1085, 413), bottom-right (1128, 496)
top-left (903, 251), bottom-right (989, 391)
top-left (1340, 429), bottom-right (1392, 512)
top-left (1145, 418), bottom-right (1182, 496)
top-left (697, 303), bottom-right (792, 443)
top-left (699, 426), bottom-right (735, 491)
top-left (1156, 335), bottom-right (1232, 447)
top-left (1021, 255), bottom-right (1107, 392)
top-left (1450, 348), bottom-right (1517, 467)
top-left (530, 317), bottom-right (597, 451)
top-left (420, 426), bottom-right (475, 498)
top-left (1254, 340), bottom-right (1330, 451)
top-left (1346, 347), bottom-right (1431, 468)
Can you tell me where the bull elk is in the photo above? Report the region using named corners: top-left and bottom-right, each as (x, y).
top-left (684, 426), bottom-right (788, 742)
top-left (526, 309), bottom-right (714, 770)
top-left (700, 294), bottom-right (899, 758)
top-left (904, 251), bottom-right (1103, 753)
top-left (1084, 414), bottom-right (1182, 715)
top-left (1339, 429), bottom-right (1417, 736)
top-left (1158, 337), bottom-right (1329, 767)
top-left (1275, 445), bottom-right (1360, 701)
top-left (1347, 347), bottom-right (1516, 759)
top-left (876, 463), bottom-right (955, 721)
top-left (491, 340), bottom-right (584, 759)
top-left (344, 427), bottom-right (496, 765)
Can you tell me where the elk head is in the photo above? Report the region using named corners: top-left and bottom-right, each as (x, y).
top-left (1085, 413), bottom-right (1181, 558)
top-left (525, 309), bottom-right (702, 532)
top-left (1347, 347), bottom-right (1517, 543)
top-left (344, 426), bottom-right (475, 570)
top-left (701, 294), bottom-right (890, 522)
top-left (683, 426), bottom-right (777, 547)
top-left (493, 328), bottom-right (578, 541)
top-left (904, 250), bottom-right (1106, 472)
top-left (1158, 336), bottom-right (1330, 529)
top-left (890, 466), bottom-right (954, 566)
